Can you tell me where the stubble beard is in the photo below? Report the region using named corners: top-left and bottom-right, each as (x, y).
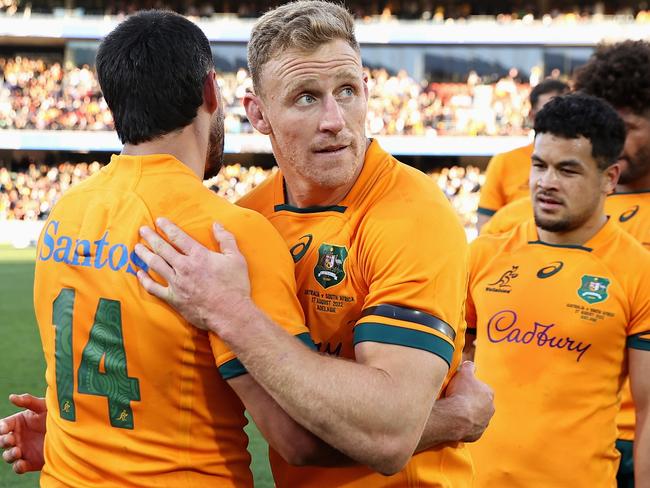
top-left (204, 106), bottom-right (225, 180)
top-left (619, 144), bottom-right (650, 185)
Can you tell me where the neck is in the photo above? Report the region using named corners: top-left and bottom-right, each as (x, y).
top-left (284, 172), bottom-right (359, 208)
top-left (536, 213), bottom-right (608, 247)
top-left (616, 171), bottom-right (650, 193)
top-left (283, 139), bottom-right (370, 208)
top-left (121, 124), bottom-right (206, 179)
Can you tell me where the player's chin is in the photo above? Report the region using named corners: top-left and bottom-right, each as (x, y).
top-left (534, 214), bottom-right (574, 233)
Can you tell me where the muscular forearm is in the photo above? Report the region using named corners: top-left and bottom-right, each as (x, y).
top-left (216, 300), bottom-right (436, 474)
top-left (232, 374), bottom-right (354, 468)
top-left (416, 397), bottom-right (469, 451)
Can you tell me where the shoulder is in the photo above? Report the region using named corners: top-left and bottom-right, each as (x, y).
top-left (483, 196), bottom-right (533, 235)
top-left (602, 226), bottom-right (650, 266)
top-left (236, 172), bottom-right (278, 217)
top-left (364, 160), bottom-right (465, 246)
top-left (471, 222), bottom-right (525, 265)
top-left (490, 142), bottom-right (533, 166)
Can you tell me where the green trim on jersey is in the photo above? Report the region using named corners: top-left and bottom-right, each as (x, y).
top-left (611, 189), bottom-right (650, 195)
top-left (218, 332), bottom-right (316, 380)
top-left (627, 332), bottom-right (650, 351)
top-left (218, 357), bottom-right (247, 381)
top-left (353, 322), bottom-right (454, 366)
top-left (274, 204), bottom-right (347, 214)
top-left (527, 240), bottom-right (593, 252)
top-left (477, 207), bottom-right (497, 216)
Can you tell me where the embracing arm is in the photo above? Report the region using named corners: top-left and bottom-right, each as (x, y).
top-left (222, 303), bottom-right (446, 475)
top-left (135, 220), bottom-right (448, 475)
top-left (227, 374), bottom-right (353, 467)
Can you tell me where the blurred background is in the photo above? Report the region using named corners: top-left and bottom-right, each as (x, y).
top-left (2, 0), bottom-right (650, 245)
top-left (0, 2), bottom-right (648, 486)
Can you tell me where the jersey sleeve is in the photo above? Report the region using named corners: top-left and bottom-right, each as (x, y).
top-left (480, 197), bottom-right (533, 236)
top-left (478, 153), bottom-right (506, 216)
top-left (353, 199), bottom-right (469, 367)
top-left (626, 252), bottom-right (650, 351)
top-left (178, 207), bottom-right (311, 380)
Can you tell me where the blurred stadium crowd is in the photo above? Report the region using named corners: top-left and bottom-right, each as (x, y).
top-left (0, 56), bottom-right (534, 136)
top-left (0, 161), bottom-right (484, 229)
top-left (3, 0), bottom-right (650, 21)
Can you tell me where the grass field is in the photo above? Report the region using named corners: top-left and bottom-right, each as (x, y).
top-left (0, 246), bottom-right (273, 487)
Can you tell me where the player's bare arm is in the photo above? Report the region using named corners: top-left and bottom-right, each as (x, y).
top-left (136, 218), bottom-right (452, 475)
top-left (0, 394), bottom-right (46, 474)
top-left (0, 366), bottom-right (493, 474)
top-left (630, 348), bottom-right (650, 486)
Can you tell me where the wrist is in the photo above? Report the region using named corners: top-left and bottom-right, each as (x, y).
top-left (440, 395), bottom-right (472, 442)
top-left (207, 295), bottom-right (258, 339)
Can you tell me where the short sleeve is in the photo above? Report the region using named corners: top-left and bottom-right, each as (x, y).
top-left (181, 208), bottom-right (312, 380)
top-left (353, 198), bottom-right (469, 368)
top-left (478, 153), bottom-right (506, 216)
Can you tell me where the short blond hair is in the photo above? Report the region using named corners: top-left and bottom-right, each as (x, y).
top-left (248, 1), bottom-right (360, 94)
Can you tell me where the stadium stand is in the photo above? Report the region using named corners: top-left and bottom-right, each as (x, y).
top-left (0, 162), bottom-right (483, 231)
top-left (0, 0), bottom-right (646, 244)
top-left (3, 0), bottom-right (650, 21)
top-left (0, 56), bottom-right (535, 136)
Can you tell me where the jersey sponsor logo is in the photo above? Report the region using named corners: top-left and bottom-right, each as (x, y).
top-left (314, 243), bottom-right (348, 289)
top-left (486, 265), bottom-right (519, 293)
top-left (487, 309), bottom-right (592, 362)
top-left (536, 261), bottom-right (564, 279)
top-left (577, 275), bottom-right (610, 304)
top-left (619, 205), bottom-right (640, 223)
top-left (290, 234), bottom-right (313, 263)
top-left (38, 220), bottom-right (147, 277)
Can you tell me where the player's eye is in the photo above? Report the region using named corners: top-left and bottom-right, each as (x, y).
top-left (296, 94), bottom-right (316, 106)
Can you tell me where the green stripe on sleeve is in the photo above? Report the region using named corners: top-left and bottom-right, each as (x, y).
top-left (296, 331), bottom-right (317, 350)
top-left (354, 322), bottom-right (454, 366)
top-left (477, 207), bottom-right (497, 217)
top-left (219, 331), bottom-right (316, 380)
top-left (627, 332), bottom-right (650, 351)
top-left (219, 357), bottom-right (247, 380)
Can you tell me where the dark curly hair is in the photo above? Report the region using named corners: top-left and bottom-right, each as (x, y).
top-left (534, 93), bottom-right (626, 170)
top-left (574, 40), bottom-right (650, 115)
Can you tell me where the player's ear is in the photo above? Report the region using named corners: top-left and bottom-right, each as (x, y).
top-left (603, 161), bottom-right (621, 194)
top-left (243, 91), bottom-right (271, 135)
top-left (362, 70), bottom-right (369, 100)
top-left (203, 70), bottom-right (219, 115)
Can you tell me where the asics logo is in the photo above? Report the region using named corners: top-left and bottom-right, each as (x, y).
top-left (537, 261), bottom-right (564, 279)
top-left (290, 234), bottom-right (313, 263)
